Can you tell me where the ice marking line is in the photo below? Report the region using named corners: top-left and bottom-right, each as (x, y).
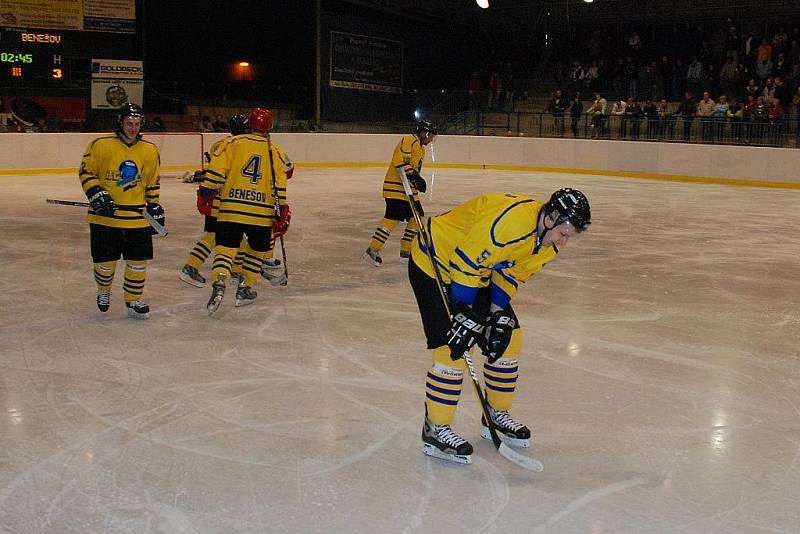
top-left (403, 460), bottom-right (435, 534)
top-left (533, 477), bottom-right (648, 532)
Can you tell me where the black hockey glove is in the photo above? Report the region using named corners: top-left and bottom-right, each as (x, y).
top-left (86, 186), bottom-right (115, 216)
top-left (446, 302), bottom-right (486, 361)
top-left (146, 203), bottom-right (165, 235)
top-left (479, 308), bottom-right (517, 363)
top-left (408, 170), bottom-right (427, 193)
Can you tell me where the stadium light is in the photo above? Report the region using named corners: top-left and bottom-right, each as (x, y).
top-left (583, 0), bottom-right (593, 3)
top-left (476, 0), bottom-right (489, 8)
top-left (414, 109), bottom-right (421, 120)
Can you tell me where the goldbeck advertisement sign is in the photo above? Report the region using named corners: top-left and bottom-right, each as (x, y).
top-left (90, 58), bottom-right (143, 109)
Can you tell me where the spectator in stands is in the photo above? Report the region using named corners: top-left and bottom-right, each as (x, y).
top-left (774, 52), bottom-right (788, 80)
top-left (725, 27), bottom-right (740, 63)
top-left (569, 94), bottom-right (583, 138)
top-left (757, 38), bottom-right (773, 64)
top-left (149, 117), bottom-right (167, 132)
top-left (488, 70), bottom-right (501, 109)
top-left (197, 115), bottom-right (214, 132)
top-left (624, 96), bottom-right (643, 139)
top-left (687, 56), bottom-right (704, 97)
top-left (697, 91), bottom-right (716, 141)
top-left (625, 57), bottom-right (638, 102)
top-left (793, 87), bottom-right (800, 138)
top-left (773, 26), bottom-right (789, 52)
top-left (546, 89), bottom-right (569, 136)
top-left (726, 96), bottom-right (743, 141)
top-left (756, 56), bottom-right (774, 85)
top-left (751, 95), bottom-right (769, 144)
top-left (712, 95), bottom-right (729, 142)
top-left (611, 98), bottom-right (626, 138)
top-left (745, 78), bottom-right (760, 100)
top-left (672, 58), bottom-right (688, 102)
top-left (588, 92), bottom-right (608, 138)
top-left (718, 56), bottom-right (738, 96)
top-left (571, 61), bottom-right (586, 95)
top-left (584, 61), bottom-right (600, 92)
top-left (763, 77), bottom-right (776, 104)
top-left (643, 98), bottom-right (658, 138)
top-left (773, 76), bottom-right (788, 106)
top-left (657, 98), bottom-right (673, 139)
top-left (628, 32), bottom-right (642, 53)
top-left (769, 97), bottom-right (785, 145)
top-left (212, 114), bottom-right (227, 132)
top-left (675, 91), bottom-right (698, 141)
top-left (743, 94), bottom-right (757, 143)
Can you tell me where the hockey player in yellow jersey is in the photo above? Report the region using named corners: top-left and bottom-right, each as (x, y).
top-left (179, 114), bottom-right (249, 287)
top-left (78, 103), bottom-right (163, 319)
top-left (200, 108), bottom-right (291, 314)
top-left (408, 188), bottom-right (591, 464)
top-left (364, 120), bottom-right (436, 266)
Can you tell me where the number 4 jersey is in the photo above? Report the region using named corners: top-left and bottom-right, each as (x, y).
top-left (202, 134), bottom-right (290, 227)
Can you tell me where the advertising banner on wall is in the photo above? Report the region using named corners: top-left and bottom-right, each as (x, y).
top-left (91, 58), bottom-right (143, 79)
top-left (90, 58), bottom-right (143, 109)
top-left (0, 0), bottom-right (135, 33)
top-left (329, 31), bottom-right (402, 94)
top-left (90, 78), bottom-right (143, 109)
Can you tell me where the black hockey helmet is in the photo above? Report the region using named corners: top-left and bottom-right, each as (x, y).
top-left (229, 114), bottom-right (249, 136)
top-left (416, 120), bottom-right (438, 137)
top-left (117, 102), bottom-right (145, 130)
top-left (544, 188), bottom-right (591, 231)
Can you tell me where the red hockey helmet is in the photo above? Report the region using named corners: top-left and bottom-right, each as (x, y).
top-left (249, 107), bottom-right (273, 134)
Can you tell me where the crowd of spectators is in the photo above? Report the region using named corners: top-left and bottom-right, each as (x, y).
top-left (548, 21), bottom-right (800, 145)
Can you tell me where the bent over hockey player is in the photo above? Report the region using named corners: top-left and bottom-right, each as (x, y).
top-left (408, 188), bottom-right (591, 464)
top-left (78, 103), bottom-right (164, 319)
top-left (200, 108), bottom-right (291, 314)
top-left (364, 120), bottom-right (436, 266)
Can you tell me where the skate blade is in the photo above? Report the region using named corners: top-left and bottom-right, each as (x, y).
top-left (363, 252), bottom-right (381, 267)
top-left (126, 309), bottom-right (150, 320)
top-left (179, 272), bottom-right (206, 288)
top-left (235, 298), bottom-right (256, 307)
top-left (422, 443), bottom-right (472, 465)
top-left (481, 426), bottom-right (530, 448)
top-left (207, 297), bottom-right (223, 315)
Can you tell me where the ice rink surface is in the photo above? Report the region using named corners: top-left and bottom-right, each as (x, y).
top-left (2, 166), bottom-right (800, 533)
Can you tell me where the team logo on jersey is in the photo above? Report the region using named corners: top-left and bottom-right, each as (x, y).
top-left (117, 160), bottom-right (140, 191)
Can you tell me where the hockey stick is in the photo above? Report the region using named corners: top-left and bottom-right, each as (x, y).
top-left (46, 199), bottom-right (168, 237)
top-left (265, 135), bottom-right (289, 283)
top-left (397, 166), bottom-right (544, 472)
top-left (428, 142), bottom-right (437, 201)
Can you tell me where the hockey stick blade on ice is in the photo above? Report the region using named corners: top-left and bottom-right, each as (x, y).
top-left (46, 199), bottom-right (168, 237)
top-left (396, 165), bottom-right (543, 473)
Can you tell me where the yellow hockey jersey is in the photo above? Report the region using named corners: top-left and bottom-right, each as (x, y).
top-left (202, 134), bottom-right (288, 226)
top-left (205, 137), bottom-right (230, 218)
top-left (79, 134), bottom-right (161, 228)
top-left (382, 134), bottom-right (425, 200)
top-left (411, 193), bottom-right (558, 309)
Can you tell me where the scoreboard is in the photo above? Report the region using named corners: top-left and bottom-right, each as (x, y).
top-left (0, 27), bottom-right (137, 85)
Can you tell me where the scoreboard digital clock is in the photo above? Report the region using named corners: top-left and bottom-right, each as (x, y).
top-left (1, 52), bottom-right (34, 64)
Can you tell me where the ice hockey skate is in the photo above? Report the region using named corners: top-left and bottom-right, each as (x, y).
top-left (262, 257), bottom-right (282, 270)
top-left (206, 280), bottom-right (226, 315)
top-left (125, 301), bottom-right (150, 320)
top-left (97, 291), bottom-right (110, 312)
top-left (422, 416), bottom-right (473, 464)
top-left (363, 247), bottom-right (382, 266)
top-left (261, 268), bottom-right (287, 286)
top-left (481, 406), bottom-right (531, 448)
top-left (235, 285), bottom-right (257, 307)
top-left (179, 264), bottom-right (206, 288)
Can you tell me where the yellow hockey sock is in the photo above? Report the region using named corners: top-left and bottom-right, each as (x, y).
top-left (185, 232), bottom-right (215, 270)
top-left (425, 345), bottom-right (467, 426)
top-left (239, 242), bottom-right (267, 287)
top-left (483, 329), bottom-right (523, 411)
top-left (368, 218), bottom-right (399, 252)
top-left (211, 246), bottom-right (237, 283)
top-left (94, 261), bottom-right (116, 291)
top-left (400, 218), bottom-right (419, 254)
top-left (123, 260), bottom-right (147, 303)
